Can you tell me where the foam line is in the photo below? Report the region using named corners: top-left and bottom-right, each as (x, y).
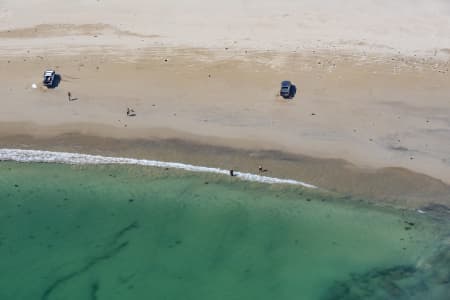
top-left (0, 148), bottom-right (317, 188)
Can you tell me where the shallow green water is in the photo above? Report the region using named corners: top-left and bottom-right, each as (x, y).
top-left (0, 162), bottom-right (448, 300)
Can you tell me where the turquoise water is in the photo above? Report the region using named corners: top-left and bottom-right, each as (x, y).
top-left (0, 162), bottom-right (448, 300)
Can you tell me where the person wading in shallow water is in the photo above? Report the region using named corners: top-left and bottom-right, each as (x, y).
top-left (229, 169), bottom-right (234, 177)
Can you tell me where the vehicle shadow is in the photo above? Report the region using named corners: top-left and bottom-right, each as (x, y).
top-left (47, 74), bottom-right (61, 89)
top-left (289, 85), bottom-right (297, 98)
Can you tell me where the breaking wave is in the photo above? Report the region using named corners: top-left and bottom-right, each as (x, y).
top-left (0, 149), bottom-right (317, 188)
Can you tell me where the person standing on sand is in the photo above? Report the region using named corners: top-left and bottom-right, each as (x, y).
top-left (67, 92), bottom-right (71, 101)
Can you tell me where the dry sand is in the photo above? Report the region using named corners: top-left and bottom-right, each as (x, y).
top-left (1, 0), bottom-right (450, 58)
top-left (0, 0), bottom-right (449, 207)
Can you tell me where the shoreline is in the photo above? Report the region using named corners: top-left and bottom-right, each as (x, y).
top-left (1, 131), bottom-right (449, 210)
top-left (0, 148), bottom-right (317, 188)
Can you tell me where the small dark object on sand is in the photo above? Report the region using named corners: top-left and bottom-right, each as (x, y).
top-left (258, 165), bottom-right (268, 172)
top-left (126, 107), bottom-right (136, 117)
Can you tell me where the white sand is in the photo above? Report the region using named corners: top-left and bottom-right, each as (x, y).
top-left (0, 0), bottom-right (450, 58)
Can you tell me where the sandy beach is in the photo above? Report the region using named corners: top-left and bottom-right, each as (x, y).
top-left (1, 0), bottom-right (449, 208)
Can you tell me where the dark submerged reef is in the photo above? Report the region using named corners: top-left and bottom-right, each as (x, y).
top-left (41, 221), bottom-right (139, 300)
top-left (322, 240), bottom-right (450, 300)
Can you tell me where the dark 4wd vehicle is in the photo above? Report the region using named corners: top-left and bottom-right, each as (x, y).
top-left (43, 70), bottom-right (56, 87)
top-left (280, 80), bottom-right (296, 99)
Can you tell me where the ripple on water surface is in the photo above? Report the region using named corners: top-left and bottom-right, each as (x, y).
top-left (0, 162), bottom-right (448, 300)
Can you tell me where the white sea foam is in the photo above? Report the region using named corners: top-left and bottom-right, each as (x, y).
top-left (0, 149), bottom-right (317, 188)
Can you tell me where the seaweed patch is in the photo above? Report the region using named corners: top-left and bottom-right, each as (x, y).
top-left (41, 221), bottom-right (139, 300)
top-left (321, 242), bottom-right (450, 300)
top-left (90, 280), bottom-right (100, 300)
